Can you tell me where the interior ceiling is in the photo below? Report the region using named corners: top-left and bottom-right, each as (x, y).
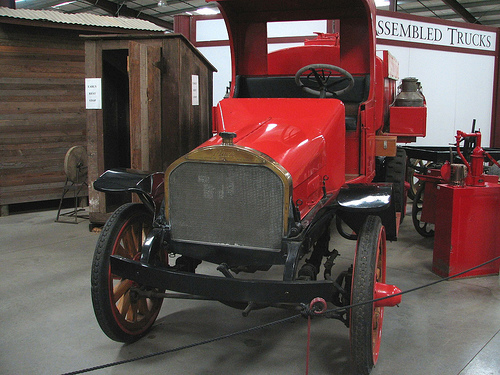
top-left (13, 0), bottom-right (500, 30)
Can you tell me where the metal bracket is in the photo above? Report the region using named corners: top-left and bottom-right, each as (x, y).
top-left (283, 240), bottom-right (301, 281)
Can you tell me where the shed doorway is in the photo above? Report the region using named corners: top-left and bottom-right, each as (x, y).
top-left (102, 49), bottom-right (131, 212)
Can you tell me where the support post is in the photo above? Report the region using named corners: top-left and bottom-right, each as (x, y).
top-left (389, 0), bottom-right (397, 12)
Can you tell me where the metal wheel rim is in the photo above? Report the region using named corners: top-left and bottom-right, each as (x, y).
top-left (412, 183), bottom-right (435, 237)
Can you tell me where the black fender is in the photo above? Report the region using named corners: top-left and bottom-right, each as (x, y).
top-left (335, 183), bottom-right (397, 240)
top-left (93, 169), bottom-right (164, 216)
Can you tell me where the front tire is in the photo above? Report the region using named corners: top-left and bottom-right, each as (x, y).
top-left (91, 203), bottom-right (164, 342)
top-left (350, 215), bottom-right (386, 375)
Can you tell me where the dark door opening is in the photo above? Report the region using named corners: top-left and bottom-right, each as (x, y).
top-left (102, 49), bottom-right (131, 211)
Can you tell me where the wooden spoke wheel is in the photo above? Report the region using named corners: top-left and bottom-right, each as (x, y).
top-left (64, 145), bottom-right (88, 184)
top-left (350, 216), bottom-right (387, 375)
top-left (91, 203), bottom-right (164, 342)
top-left (412, 183), bottom-right (435, 237)
top-left (407, 158), bottom-right (432, 200)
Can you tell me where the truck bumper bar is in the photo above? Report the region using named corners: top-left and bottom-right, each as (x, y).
top-left (110, 255), bottom-right (335, 305)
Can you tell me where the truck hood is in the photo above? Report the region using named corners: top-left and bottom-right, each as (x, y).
top-left (205, 98), bottom-right (346, 188)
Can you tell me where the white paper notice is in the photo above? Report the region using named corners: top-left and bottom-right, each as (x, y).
top-left (85, 78), bottom-right (102, 109)
top-left (192, 75), bottom-right (199, 106)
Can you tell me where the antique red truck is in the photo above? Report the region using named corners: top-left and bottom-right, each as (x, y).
top-left (91, 0), bottom-right (426, 373)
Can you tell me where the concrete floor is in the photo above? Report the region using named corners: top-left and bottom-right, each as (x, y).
top-left (0, 205), bottom-right (499, 375)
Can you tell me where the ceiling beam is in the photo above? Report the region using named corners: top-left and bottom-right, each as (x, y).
top-left (0, 0), bottom-right (15, 8)
top-left (81, 0), bottom-right (173, 30)
top-left (441, 0), bottom-right (481, 24)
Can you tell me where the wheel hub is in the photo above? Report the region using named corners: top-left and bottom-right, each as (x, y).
top-left (374, 282), bottom-right (402, 307)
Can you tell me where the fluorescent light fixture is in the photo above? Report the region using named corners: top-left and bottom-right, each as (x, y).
top-left (375, 0), bottom-right (390, 6)
top-left (52, 1), bottom-right (76, 7)
top-left (195, 7), bottom-right (219, 15)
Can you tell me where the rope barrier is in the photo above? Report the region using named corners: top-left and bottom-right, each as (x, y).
top-left (326, 254), bottom-right (500, 316)
top-left (62, 255), bottom-right (500, 375)
top-left (306, 313), bottom-right (312, 375)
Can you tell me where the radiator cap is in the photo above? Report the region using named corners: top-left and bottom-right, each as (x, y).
top-left (220, 132), bottom-right (237, 145)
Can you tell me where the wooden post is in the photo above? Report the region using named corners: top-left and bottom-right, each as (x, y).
top-left (85, 40), bottom-right (105, 223)
top-left (389, 0), bottom-right (397, 12)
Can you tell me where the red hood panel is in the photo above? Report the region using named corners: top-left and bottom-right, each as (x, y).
top-left (206, 98), bottom-right (346, 189)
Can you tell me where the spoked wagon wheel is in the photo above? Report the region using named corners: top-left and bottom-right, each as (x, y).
top-left (350, 215), bottom-right (387, 375)
top-left (412, 183), bottom-right (435, 237)
top-left (91, 203), bottom-right (164, 342)
top-left (406, 158), bottom-right (431, 201)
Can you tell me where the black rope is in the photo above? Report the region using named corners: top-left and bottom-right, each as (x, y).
top-left (329, 254), bottom-right (500, 315)
top-left (62, 255), bottom-right (500, 375)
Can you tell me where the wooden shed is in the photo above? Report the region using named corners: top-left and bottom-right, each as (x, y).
top-left (83, 34), bottom-right (216, 224)
top-left (0, 7), bottom-right (166, 215)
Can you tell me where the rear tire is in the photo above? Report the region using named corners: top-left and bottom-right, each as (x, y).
top-left (91, 203), bottom-right (164, 342)
top-left (385, 147), bottom-right (407, 222)
top-left (350, 215), bottom-right (386, 375)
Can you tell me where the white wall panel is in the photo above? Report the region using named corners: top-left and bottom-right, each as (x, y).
top-left (268, 42), bottom-right (302, 53)
top-left (379, 46), bottom-right (494, 146)
top-left (267, 20), bottom-right (327, 38)
top-left (198, 45), bottom-right (231, 105)
top-left (196, 19), bottom-right (228, 42)
top-left (196, 17), bottom-right (496, 147)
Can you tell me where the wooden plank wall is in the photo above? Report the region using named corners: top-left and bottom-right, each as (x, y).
top-left (85, 35), bottom-right (215, 224)
top-left (0, 23), bottom-right (86, 209)
top-left (129, 41), bottom-right (162, 172)
top-left (161, 37), bottom-right (214, 169)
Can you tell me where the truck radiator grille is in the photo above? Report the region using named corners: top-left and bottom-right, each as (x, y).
top-left (169, 162), bottom-right (284, 251)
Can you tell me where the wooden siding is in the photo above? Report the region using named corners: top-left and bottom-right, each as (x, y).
top-left (0, 23), bottom-right (86, 206)
top-left (84, 34), bottom-right (215, 224)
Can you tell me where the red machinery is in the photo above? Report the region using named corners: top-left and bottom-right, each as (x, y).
top-left (90, 1), bottom-right (426, 374)
top-left (411, 131), bottom-right (500, 278)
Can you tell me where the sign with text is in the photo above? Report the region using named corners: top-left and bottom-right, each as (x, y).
top-left (376, 15), bottom-right (496, 52)
top-left (192, 75), bottom-right (199, 106)
top-left (85, 78), bottom-right (102, 109)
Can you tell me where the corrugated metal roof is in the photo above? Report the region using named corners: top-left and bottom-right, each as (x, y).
top-left (0, 6), bottom-right (167, 31)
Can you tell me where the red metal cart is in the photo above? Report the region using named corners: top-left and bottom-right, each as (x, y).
top-left (406, 132), bottom-right (500, 278)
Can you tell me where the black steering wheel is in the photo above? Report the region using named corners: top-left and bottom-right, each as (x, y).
top-left (295, 64), bottom-right (355, 98)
